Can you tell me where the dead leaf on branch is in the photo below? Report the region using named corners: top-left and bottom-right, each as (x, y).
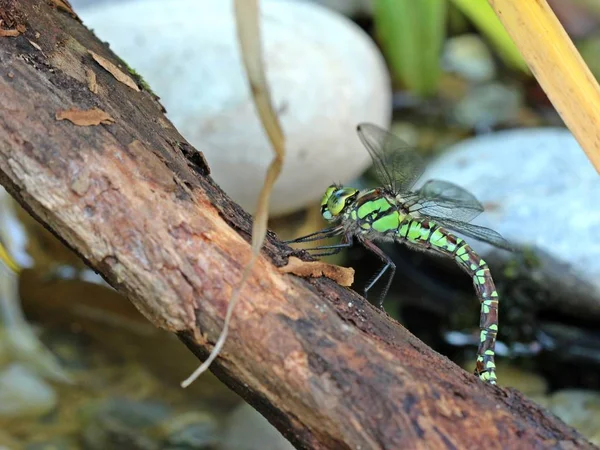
top-left (55, 108), bottom-right (115, 126)
top-left (279, 256), bottom-right (354, 287)
top-left (0, 28), bottom-right (20, 37)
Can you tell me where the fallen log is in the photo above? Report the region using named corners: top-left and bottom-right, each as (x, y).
top-left (0, 1), bottom-right (595, 448)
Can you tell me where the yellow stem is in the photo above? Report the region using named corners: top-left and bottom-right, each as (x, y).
top-left (488, 0), bottom-right (600, 173)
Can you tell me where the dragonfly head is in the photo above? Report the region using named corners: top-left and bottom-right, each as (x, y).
top-left (320, 185), bottom-right (359, 222)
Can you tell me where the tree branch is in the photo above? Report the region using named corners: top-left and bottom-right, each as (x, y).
top-left (0, 1), bottom-right (594, 448)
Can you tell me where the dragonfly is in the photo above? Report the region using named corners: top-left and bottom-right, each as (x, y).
top-left (285, 123), bottom-right (512, 385)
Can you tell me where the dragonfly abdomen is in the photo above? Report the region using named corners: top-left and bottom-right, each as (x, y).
top-left (397, 218), bottom-right (499, 384)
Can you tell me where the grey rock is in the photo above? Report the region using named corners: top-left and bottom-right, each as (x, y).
top-left (421, 128), bottom-right (600, 317)
top-left (453, 82), bottom-right (522, 130)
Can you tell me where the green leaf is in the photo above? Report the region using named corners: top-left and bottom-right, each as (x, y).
top-left (374, 0), bottom-right (447, 97)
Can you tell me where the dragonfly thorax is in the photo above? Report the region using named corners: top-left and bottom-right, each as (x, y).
top-left (320, 184), bottom-right (359, 222)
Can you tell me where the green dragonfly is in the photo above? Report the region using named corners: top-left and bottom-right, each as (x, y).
top-left (286, 123), bottom-right (512, 385)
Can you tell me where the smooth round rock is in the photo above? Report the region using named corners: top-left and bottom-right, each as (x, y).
top-left (79, 0), bottom-right (391, 216)
top-left (0, 364), bottom-right (57, 418)
top-left (421, 128), bottom-right (600, 298)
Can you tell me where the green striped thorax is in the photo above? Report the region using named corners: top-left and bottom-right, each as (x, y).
top-left (320, 184), bottom-right (359, 222)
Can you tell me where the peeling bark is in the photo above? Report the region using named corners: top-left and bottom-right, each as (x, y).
top-left (0, 1), bottom-right (596, 449)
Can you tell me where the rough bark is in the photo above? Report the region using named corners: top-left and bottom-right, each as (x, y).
top-left (0, 1), bottom-right (595, 449)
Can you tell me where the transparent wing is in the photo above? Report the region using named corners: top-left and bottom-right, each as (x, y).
top-left (419, 180), bottom-right (482, 206)
top-left (411, 180), bottom-right (484, 222)
top-left (357, 123), bottom-right (426, 194)
top-left (431, 217), bottom-right (513, 251)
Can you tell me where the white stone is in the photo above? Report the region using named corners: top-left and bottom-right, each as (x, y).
top-left (0, 364), bottom-right (57, 418)
top-left (421, 128), bottom-right (600, 296)
top-left (79, 0), bottom-right (391, 216)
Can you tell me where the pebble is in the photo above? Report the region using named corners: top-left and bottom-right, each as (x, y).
top-left (78, 0), bottom-right (391, 216)
top-left (452, 82), bottom-right (522, 130)
top-left (0, 364), bottom-right (57, 418)
top-left (442, 34), bottom-right (496, 83)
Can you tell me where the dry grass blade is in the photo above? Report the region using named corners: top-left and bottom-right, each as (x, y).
top-left (181, 0), bottom-right (285, 388)
top-left (488, 0), bottom-right (600, 173)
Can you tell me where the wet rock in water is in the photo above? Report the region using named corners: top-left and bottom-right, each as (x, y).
top-left (0, 364), bottom-right (57, 418)
top-left (535, 389), bottom-right (600, 446)
top-left (78, 0), bottom-right (391, 216)
top-left (442, 34), bottom-right (496, 83)
top-left (221, 403), bottom-right (294, 450)
top-left (81, 398), bottom-right (172, 450)
top-left (158, 412), bottom-right (219, 450)
top-left (421, 128), bottom-right (600, 320)
top-left (25, 437), bottom-right (78, 450)
top-left (452, 82), bottom-right (522, 130)
top-left (81, 399), bottom-right (221, 450)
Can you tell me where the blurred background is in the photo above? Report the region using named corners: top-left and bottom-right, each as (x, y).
top-left (1, 0), bottom-right (600, 448)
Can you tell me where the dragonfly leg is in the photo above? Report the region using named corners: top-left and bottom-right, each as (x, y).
top-left (284, 226), bottom-right (343, 244)
top-left (304, 235), bottom-right (354, 258)
top-left (360, 239), bottom-right (395, 310)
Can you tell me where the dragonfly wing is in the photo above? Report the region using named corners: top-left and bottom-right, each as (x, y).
top-left (357, 123), bottom-right (426, 194)
top-left (430, 217), bottom-right (513, 251)
top-left (410, 200), bottom-right (483, 222)
top-left (412, 180), bottom-right (484, 222)
top-left (419, 180), bottom-right (482, 205)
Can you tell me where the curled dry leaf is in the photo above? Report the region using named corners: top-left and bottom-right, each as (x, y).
top-left (280, 256), bottom-right (355, 287)
top-left (89, 50), bottom-right (140, 92)
top-left (55, 108), bottom-right (115, 126)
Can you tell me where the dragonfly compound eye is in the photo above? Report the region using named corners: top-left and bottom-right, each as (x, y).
top-left (320, 185), bottom-right (338, 221)
top-left (326, 187), bottom-right (358, 217)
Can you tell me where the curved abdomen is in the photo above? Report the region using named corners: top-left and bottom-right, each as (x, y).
top-left (396, 218), bottom-right (499, 384)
